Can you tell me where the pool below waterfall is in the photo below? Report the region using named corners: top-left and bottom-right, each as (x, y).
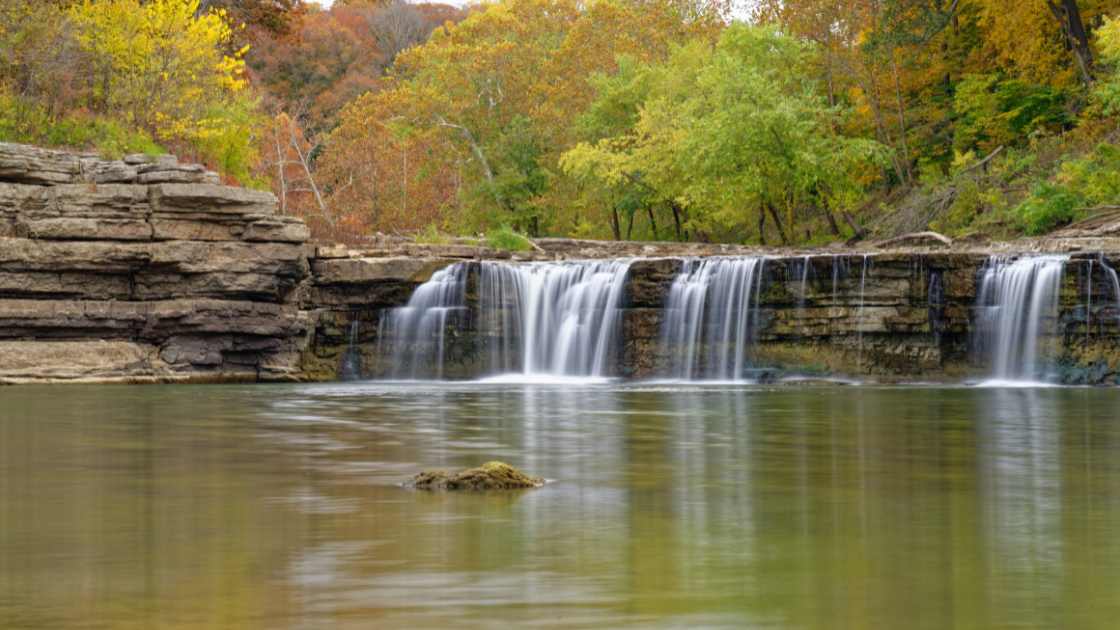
top-left (3, 381), bottom-right (1120, 629)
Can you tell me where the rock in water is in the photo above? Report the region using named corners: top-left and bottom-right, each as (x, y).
top-left (406, 461), bottom-right (544, 490)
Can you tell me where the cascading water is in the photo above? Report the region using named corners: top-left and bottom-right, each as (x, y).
top-left (660, 257), bottom-right (767, 380)
top-left (377, 264), bottom-right (469, 379)
top-left (1101, 254), bottom-right (1120, 323)
top-left (478, 260), bottom-right (632, 377)
top-left (974, 255), bottom-right (1068, 382)
top-left (378, 260), bottom-right (632, 379)
top-left (339, 320), bottom-right (362, 380)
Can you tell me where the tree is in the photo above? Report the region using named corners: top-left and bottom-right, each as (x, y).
top-left (318, 0), bottom-right (722, 237)
top-left (68, 0), bottom-right (249, 137)
top-left (561, 24), bottom-right (886, 244)
top-left (1046, 0), bottom-right (1095, 84)
top-left (196, 0), bottom-right (305, 38)
top-left (368, 0), bottom-right (429, 65)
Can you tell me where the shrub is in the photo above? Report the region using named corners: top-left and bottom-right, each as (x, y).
top-left (0, 89), bottom-right (162, 158)
top-left (485, 225), bottom-right (533, 251)
top-left (1016, 183), bottom-right (1085, 235)
top-left (415, 223), bottom-right (453, 245)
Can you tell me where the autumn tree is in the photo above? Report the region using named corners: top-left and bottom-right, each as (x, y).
top-left (368, 0), bottom-right (430, 64)
top-left (562, 24), bottom-right (886, 244)
top-left (317, 0), bottom-right (723, 237)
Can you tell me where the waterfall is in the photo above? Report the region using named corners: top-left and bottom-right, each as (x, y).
top-left (1101, 254), bottom-right (1120, 323)
top-left (974, 255), bottom-right (1068, 382)
top-left (660, 257), bottom-right (767, 380)
top-left (478, 260), bottom-right (632, 377)
top-left (377, 264), bottom-right (469, 379)
top-left (339, 320), bottom-right (362, 380)
top-left (377, 260), bottom-right (632, 379)
top-left (856, 254), bottom-right (871, 371)
top-left (797, 255), bottom-right (811, 308)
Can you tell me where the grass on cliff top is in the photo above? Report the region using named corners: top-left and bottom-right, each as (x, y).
top-left (485, 225), bottom-right (534, 252)
top-left (0, 91), bottom-right (163, 159)
top-left (415, 224), bottom-right (535, 252)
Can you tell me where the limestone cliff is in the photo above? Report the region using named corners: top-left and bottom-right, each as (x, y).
top-left (0, 143), bottom-right (310, 383)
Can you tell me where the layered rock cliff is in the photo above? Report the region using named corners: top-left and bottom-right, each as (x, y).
top-left (0, 143), bottom-right (310, 383)
top-left (3, 142), bottom-right (1118, 385)
top-left (315, 248), bottom-right (1120, 384)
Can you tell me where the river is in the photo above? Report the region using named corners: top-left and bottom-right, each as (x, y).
top-left (2, 382), bottom-right (1119, 628)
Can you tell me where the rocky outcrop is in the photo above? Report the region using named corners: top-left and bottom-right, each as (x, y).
top-left (0, 142), bottom-right (310, 383)
top-left (314, 249), bottom-right (1120, 384)
top-left (405, 461), bottom-right (545, 490)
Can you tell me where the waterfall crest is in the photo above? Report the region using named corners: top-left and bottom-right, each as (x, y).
top-left (479, 260), bottom-right (632, 377)
top-left (974, 255), bottom-right (1067, 382)
top-left (378, 260), bottom-right (632, 379)
top-left (660, 257), bottom-right (767, 380)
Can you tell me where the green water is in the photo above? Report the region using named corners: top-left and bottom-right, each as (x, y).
top-left (2, 383), bottom-right (1119, 629)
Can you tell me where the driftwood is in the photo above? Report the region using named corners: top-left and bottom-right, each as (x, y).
top-left (1053, 207), bottom-right (1120, 236)
top-left (874, 230), bottom-right (954, 249)
top-left (959, 145), bottom-right (1004, 176)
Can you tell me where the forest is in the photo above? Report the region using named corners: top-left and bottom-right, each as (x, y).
top-left (3, 0), bottom-right (1120, 246)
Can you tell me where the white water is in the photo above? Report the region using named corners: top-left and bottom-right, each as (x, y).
top-left (660, 257), bottom-right (767, 380)
top-left (377, 264), bottom-right (469, 379)
top-left (1101, 255), bottom-right (1120, 324)
top-left (380, 260), bottom-right (632, 379)
top-left (478, 260), bottom-right (633, 377)
top-left (974, 256), bottom-right (1068, 382)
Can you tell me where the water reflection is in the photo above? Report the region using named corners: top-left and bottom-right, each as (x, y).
top-left (2, 384), bottom-right (1120, 628)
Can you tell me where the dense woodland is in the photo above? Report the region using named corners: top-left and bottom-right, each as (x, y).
top-left (4, 0), bottom-right (1120, 246)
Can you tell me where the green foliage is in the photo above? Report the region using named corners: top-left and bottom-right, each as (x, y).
top-left (1011, 142), bottom-right (1120, 235)
top-left (1016, 183), bottom-right (1085, 235)
top-left (931, 178), bottom-right (984, 235)
top-left (484, 225), bottom-right (534, 251)
top-left (1094, 16), bottom-right (1120, 115)
top-left (415, 223), bottom-right (453, 245)
top-left (187, 98), bottom-right (266, 186)
top-left (953, 74), bottom-right (1070, 155)
top-left (485, 116), bottom-right (552, 236)
top-left (0, 89), bottom-right (162, 158)
top-left (0, 0), bottom-right (260, 180)
top-left (562, 24), bottom-right (886, 243)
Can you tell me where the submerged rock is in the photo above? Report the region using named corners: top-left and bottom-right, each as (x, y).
top-left (406, 461), bottom-right (544, 491)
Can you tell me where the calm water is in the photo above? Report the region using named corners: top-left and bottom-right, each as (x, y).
top-left (2, 382), bottom-right (1120, 629)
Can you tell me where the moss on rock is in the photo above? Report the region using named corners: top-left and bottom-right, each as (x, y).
top-left (406, 461), bottom-right (544, 491)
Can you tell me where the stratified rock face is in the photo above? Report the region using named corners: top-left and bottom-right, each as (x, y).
top-left (0, 143), bottom-right (311, 384)
top-left (405, 461), bottom-right (545, 490)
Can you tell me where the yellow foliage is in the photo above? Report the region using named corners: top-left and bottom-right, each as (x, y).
top-left (68, 0), bottom-right (248, 143)
top-left (970, 0), bottom-right (1071, 86)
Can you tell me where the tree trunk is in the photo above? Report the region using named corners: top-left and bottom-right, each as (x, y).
top-left (610, 207), bottom-right (621, 241)
top-left (842, 210), bottom-right (866, 240)
top-left (646, 206), bottom-right (659, 240)
top-left (669, 202), bottom-right (685, 241)
top-left (757, 209), bottom-right (767, 246)
top-left (822, 204), bottom-right (842, 237)
top-left (625, 210), bottom-right (634, 240)
top-left (889, 51), bottom-right (914, 183)
top-left (766, 203), bottom-right (789, 245)
top-left (274, 137), bottom-right (287, 214)
top-left (1047, 0), bottom-right (1094, 85)
top-left (859, 68), bottom-right (907, 185)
